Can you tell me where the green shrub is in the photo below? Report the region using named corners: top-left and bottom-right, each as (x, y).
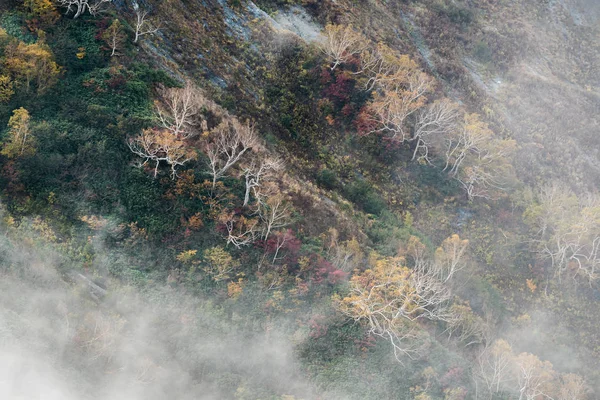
top-left (0, 12), bottom-right (35, 43)
top-left (473, 40), bottom-right (493, 63)
top-left (433, 2), bottom-right (474, 26)
top-left (343, 179), bottom-right (385, 216)
top-left (316, 168), bottom-right (338, 190)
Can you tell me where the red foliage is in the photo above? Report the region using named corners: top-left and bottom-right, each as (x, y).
top-left (320, 66), bottom-right (334, 85)
top-left (265, 229), bottom-right (302, 265)
top-left (341, 103), bottom-right (356, 117)
top-left (311, 256), bottom-right (347, 285)
top-left (94, 18), bottom-right (111, 40)
top-left (324, 71), bottom-right (355, 104)
top-left (354, 107), bottom-right (379, 136)
top-left (107, 74), bottom-right (126, 90)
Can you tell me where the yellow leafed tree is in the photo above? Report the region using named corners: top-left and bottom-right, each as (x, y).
top-left (23, 0), bottom-right (60, 27)
top-left (203, 246), bottom-right (240, 282)
top-left (334, 253), bottom-right (453, 362)
top-left (1, 107), bottom-right (35, 159)
top-left (3, 37), bottom-right (61, 94)
top-left (0, 75), bottom-right (14, 103)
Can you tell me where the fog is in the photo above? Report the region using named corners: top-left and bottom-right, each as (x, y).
top-left (0, 216), bottom-right (328, 400)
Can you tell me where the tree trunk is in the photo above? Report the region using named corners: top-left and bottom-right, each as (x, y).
top-left (73, 2), bottom-right (84, 18)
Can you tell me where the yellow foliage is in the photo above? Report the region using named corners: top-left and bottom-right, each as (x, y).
top-left (1, 107), bottom-right (35, 159)
top-left (265, 290), bottom-right (286, 312)
top-left (76, 47), bottom-right (86, 59)
top-left (23, 0), bottom-right (59, 26)
top-left (412, 392), bottom-right (432, 400)
top-left (3, 37), bottom-right (61, 93)
top-left (202, 246), bottom-right (239, 281)
top-left (335, 254), bottom-right (414, 322)
top-left (403, 210), bottom-right (413, 228)
top-left (227, 279), bottom-right (244, 300)
top-left (0, 75), bottom-right (14, 103)
top-left (186, 213), bottom-right (204, 230)
top-left (176, 249), bottom-right (198, 265)
top-left (31, 216), bottom-right (57, 242)
top-left (80, 215), bottom-right (109, 230)
top-left (515, 313), bottom-right (531, 326)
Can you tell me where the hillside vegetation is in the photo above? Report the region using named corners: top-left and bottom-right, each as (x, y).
top-left (0, 0), bottom-right (599, 399)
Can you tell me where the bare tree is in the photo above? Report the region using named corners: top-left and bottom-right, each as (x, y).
top-left (528, 184), bottom-right (600, 284)
top-left (513, 353), bottom-right (557, 400)
top-left (102, 19), bottom-right (126, 57)
top-left (128, 129), bottom-right (196, 179)
top-left (204, 119), bottom-right (259, 190)
top-left (445, 303), bottom-right (485, 347)
top-left (410, 260), bottom-right (456, 322)
top-left (473, 339), bottom-right (514, 400)
top-left (258, 194), bottom-right (290, 241)
top-left (156, 82), bottom-right (207, 139)
top-left (443, 113), bottom-right (492, 176)
top-left (443, 114), bottom-right (516, 200)
top-left (218, 211), bottom-right (259, 249)
top-left (132, 3), bottom-right (159, 43)
top-left (269, 229), bottom-right (295, 265)
top-left (55, 0), bottom-right (111, 18)
top-left (78, 310), bottom-right (125, 363)
top-left (242, 157), bottom-right (284, 207)
top-left (411, 99), bottom-right (459, 163)
top-left (433, 234), bottom-right (469, 283)
top-left (320, 24), bottom-right (367, 71)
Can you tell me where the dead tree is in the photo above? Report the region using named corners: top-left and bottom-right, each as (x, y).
top-left (56, 0), bottom-right (111, 18)
top-left (242, 157), bottom-right (284, 207)
top-left (132, 3), bottom-right (159, 43)
top-left (204, 119), bottom-right (259, 190)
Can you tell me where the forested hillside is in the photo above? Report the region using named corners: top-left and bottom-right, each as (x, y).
top-left (0, 0), bottom-right (599, 399)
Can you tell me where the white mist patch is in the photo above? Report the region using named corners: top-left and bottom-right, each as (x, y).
top-left (0, 221), bottom-right (325, 400)
top-left (0, 348), bottom-right (75, 400)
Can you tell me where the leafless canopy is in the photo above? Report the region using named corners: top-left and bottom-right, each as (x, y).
top-left (55, 0), bottom-right (112, 19)
top-left (204, 119), bottom-right (259, 190)
top-left (132, 2), bottom-right (160, 43)
top-left (155, 81), bottom-right (208, 139)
